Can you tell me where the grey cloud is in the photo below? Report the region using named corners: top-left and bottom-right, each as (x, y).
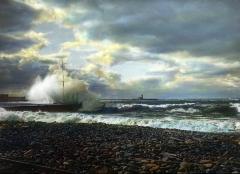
top-left (35, 22), bottom-right (75, 54)
top-left (161, 80), bottom-right (240, 99)
top-left (98, 78), bottom-right (162, 99)
top-left (0, 58), bottom-right (49, 92)
top-left (0, 0), bottom-right (39, 52)
top-left (183, 62), bottom-right (240, 78)
top-left (110, 47), bottom-right (178, 66)
top-left (0, 0), bottom-right (38, 33)
top-left (39, 0), bottom-right (240, 99)
top-left (65, 63), bottom-right (240, 99)
top-left (47, 0), bottom-right (240, 59)
top-left (68, 69), bottom-right (114, 97)
top-left (109, 78), bottom-right (163, 99)
top-left (99, 77), bottom-right (240, 99)
top-left (40, 0), bottom-right (240, 61)
top-left (3, 0), bottom-right (239, 98)
top-left (148, 69), bottom-right (179, 81)
top-left (0, 34), bottom-right (35, 53)
top-left (0, 0), bottom-right (49, 92)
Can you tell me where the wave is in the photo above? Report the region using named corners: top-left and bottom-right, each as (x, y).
top-left (115, 103), bottom-right (195, 109)
top-left (231, 103), bottom-right (240, 113)
top-left (103, 103), bottom-right (239, 116)
top-left (0, 108), bottom-right (23, 121)
top-left (0, 108), bottom-right (239, 133)
top-left (168, 108), bottom-right (199, 114)
top-left (101, 103), bottom-right (197, 113)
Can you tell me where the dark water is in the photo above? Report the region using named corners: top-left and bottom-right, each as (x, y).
top-left (102, 99), bottom-right (240, 118)
top-left (1, 99), bottom-right (240, 132)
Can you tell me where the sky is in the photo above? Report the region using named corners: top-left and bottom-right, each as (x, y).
top-left (0, 0), bottom-right (240, 99)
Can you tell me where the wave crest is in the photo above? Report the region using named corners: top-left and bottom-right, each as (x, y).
top-left (103, 103), bottom-right (239, 115)
top-left (0, 109), bottom-right (239, 133)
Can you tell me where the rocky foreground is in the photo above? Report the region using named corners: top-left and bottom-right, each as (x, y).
top-left (0, 121), bottom-right (240, 174)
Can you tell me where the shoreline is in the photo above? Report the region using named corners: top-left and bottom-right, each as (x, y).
top-left (1, 121), bottom-right (240, 173)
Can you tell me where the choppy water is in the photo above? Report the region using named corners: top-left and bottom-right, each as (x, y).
top-left (1, 99), bottom-right (240, 133)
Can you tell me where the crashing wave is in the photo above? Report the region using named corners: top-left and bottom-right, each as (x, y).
top-left (168, 108), bottom-right (199, 114)
top-left (230, 103), bottom-right (240, 113)
top-left (0, 108), bottom-right (239, 133)
top-left (116, 103), bottom-right (195, 109)
top-left (103, 103), bottom-right (239, 116)
top-left (0, 108), bottom-right (23, 121)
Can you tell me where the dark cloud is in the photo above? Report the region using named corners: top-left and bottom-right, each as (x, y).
top-left (0, 0), bottom-right (47, 92)
top-left (46, 0), bottom-right (240, 59)
top-left (0, 58), bottom-right (49, 92)
top-left (0, 34), bottom-right (35, 53)
top-left (0, 0), bottom-right (39, 53)
top-left (106, 0), bottom-right (239, 59)
top-left (1, 0), bottom-right (240, 98)
top-left (0, 0), bottom-right (38, 33)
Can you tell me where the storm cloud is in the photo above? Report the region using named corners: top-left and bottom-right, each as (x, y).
top-left (0, 0), bottom-right (49, 92)
top-left (0, 0), bottom-right (37, 33)
top-left (44, 0), bottom-right (240, 59)
top-left (0, 58), bottom-right (48, 92)
top-left (1, 0), bottom-right (240, 98)
top-left (0, 0), bottom-right (39, 52)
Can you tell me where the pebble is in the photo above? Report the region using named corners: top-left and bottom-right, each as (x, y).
top-left (0, 121), bottom-right (240, 173)
top-left (178, 160), bottom-right (190, 173)
top-left (23, 149), bottom-right (33, 158)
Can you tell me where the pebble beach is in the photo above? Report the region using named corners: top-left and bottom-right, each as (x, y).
top-left (0, 121), bottom-right (240, 174)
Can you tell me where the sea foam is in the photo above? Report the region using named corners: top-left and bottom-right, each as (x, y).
top-left (0, 108), bottom-right (239, 133)
top-left (231, 103), bottom-right (240, 113)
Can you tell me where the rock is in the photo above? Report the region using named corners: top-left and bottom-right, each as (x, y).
top-left (112, 146), bottom-right (120, 150)
top-left (23, 149), bottom-right (33, 158)
top-left (177, 172), bottom-right (186, 174)
top-left (233, 139), bottom-right (240, 145)
top-left (74, 152), bottom-right (79, 157)
top-left (199, 160), bottom-right (213, 164)
top-left (63, 161), bottom-right (69, 165)
top-left (96, 166), bottom-right (110, 174)
top-left (47, 150), bottom-right (54, 155)
top-left (185, 139), bottom-right (194, 144)
top-left (30, 141), bottom-right (41, 148)
top-left (121, 145), bottom-right (127, 149)
top-left (199, 159), bottom-right (214, 168)
top-left (149, 165), bottom-right (160, 172)
top-left (126, 144), bottom-right (135, 148)
top-left (161, 152), bottom-right (177, 160)
top-left (203, 163), bottom-right (213, 168)
top-left (135, 158), bottom-right (143, 161)
top-left (146, 163), bottom-right (157, 168)
top-left (178, 161), bottom-right (190, 173)
top-left (83, 147), bottom-right (88, 152)
top-left (35, 159), bottom-right (41, 164)
top-left (206, 169), bottom-right (216, 173)
top-left (1, 121), bottom-right (240, 174)
top-left (124, 152), bottom-right (131, 158)
top-left (48, 159), bottom-right (54, 165)
top-left (141, 159), bottom-right (149, 163)
top-left (115, 151), bottom-right (121, 156)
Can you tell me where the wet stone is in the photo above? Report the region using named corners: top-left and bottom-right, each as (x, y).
top-left (0, 122), bottom-right (240, 173)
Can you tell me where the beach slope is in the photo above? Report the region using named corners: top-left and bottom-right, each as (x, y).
top-left (0, 122), bottom-right (240, 173)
